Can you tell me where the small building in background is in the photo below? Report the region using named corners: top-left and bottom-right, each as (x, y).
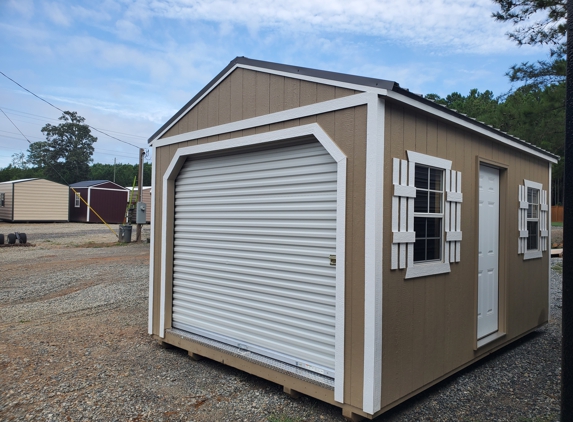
top-left (0, 178), bottom-right (68, 222)
top-left (126, 186), bottom-right (152, 223)
top-left (69, 180), bottom-right (128, 224)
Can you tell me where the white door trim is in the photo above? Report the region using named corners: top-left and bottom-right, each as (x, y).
top-left (159, 123), bottom-right (347, 402)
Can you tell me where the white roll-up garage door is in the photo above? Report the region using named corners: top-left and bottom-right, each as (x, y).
top-left (172, 141), bottom-right (338, 377)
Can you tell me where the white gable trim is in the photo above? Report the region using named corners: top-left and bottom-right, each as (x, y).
top-left (158, 123), bottom-right (348, 402)
top-left (151, 92), bottom-right (373, 148)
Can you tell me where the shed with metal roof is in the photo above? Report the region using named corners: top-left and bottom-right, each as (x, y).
top-left (69, 180), bottom-right (128, 224)
top-left (0, 178), bottom-right (68, 222)
top-left (147, 57), bottom-right (558, 420)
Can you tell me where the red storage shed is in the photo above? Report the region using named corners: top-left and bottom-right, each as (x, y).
top-left (69, 180), bottom-right (128, 224)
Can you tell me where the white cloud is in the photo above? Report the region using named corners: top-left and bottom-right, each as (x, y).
top-left (124, 0), bottom-right (520, 54)
top-left (115, 19), bottom-right (143, 42)
top-left (6, 0), bottom-right (35, 16)
top-left (43, 1), bottom-right (71, 26)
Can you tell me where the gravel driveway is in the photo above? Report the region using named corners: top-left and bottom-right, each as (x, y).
top-left (0, 223), bottom-right (562, 421)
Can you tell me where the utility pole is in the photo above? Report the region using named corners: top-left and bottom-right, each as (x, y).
top-left (113, 157), bottom-right (116, 183)
top-left (562, 0), bottom-right (573, 419)
top-left (135, 148), bottom-right (144, 242)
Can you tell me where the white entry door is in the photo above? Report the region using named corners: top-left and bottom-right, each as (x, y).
top-left (477, 165), bottom-right (500, 339)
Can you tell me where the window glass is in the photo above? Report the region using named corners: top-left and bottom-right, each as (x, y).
top-left (414, 164), bottom-right (444, 263)
top-left (526, 187), bottom-right (540, 251)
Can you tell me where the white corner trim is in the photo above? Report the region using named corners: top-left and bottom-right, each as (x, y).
top-left (151, 92), bottom-right (374, 148)
top-left (159, 174), bottom-right (168, 338)
top-left (386, 91), bottom-right (558, 164)
top-left (362, 96), bottom-right (385, 414)
top-left (148, 146), bottom-right (157, 335)
top-left (405, 262), bottom-right (451, 279)
top-left (407, 150), bottom-right (452, 170)
top-left (334, 154), bottom-right (347, 404)
top-left (158, 122), bottom-right (348, 399)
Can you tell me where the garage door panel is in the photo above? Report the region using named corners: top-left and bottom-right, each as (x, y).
top-left (173, 310), bottom-right (335, 359)
top-left (183, 144), bottom-right (331, 175)
top-left (173, 298), bottom-right (335, 339)
top-left (173, 282), bottom-right (335, 318)
top-left (174, 245), bottom-right (334, 268)
top-left (174, 238), bottom-right (335, 257)
top-left (174, 252), bottom-right (335, 278)
top-left (173, 267), bottom-right (335, 300)
top-left (173, 141), bottom-right (338, 374)
top-left (174, 286), bottom-right (335, 323)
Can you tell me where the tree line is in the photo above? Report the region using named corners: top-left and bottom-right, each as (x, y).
top-left (0, 161), bottom-right (152, 187)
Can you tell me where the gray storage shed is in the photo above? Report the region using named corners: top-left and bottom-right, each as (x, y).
top-left (147, 57), bottom-right (558, 420)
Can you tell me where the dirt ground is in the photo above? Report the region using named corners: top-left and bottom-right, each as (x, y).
top-left (0, 222), bottom-right (562, 422)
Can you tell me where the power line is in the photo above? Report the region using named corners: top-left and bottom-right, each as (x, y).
top-left (0, 71), bottom-right (143, 149)
top-left (0, 107), bottom-right (32, 144)
top-left (0, 106), bottom-right (149, 140)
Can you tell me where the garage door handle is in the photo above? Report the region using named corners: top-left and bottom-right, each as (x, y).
top-left (329, 255), bottom-right (336, 266)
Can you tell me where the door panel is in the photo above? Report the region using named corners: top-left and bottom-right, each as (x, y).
top-left (477, 165), bottom-right (499, 339)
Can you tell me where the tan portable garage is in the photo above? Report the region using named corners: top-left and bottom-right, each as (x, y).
top-left (148, 57), bottom-right (558, 420)
top-left (0, 178), bottom-right (68, 222)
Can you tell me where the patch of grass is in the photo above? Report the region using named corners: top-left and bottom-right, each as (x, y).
top-left (552, 221), bottom-right (563, 227)
top-left (268, 414), bottom-right (301, 422)
top-left (552, 261), bottom-right (563, 274)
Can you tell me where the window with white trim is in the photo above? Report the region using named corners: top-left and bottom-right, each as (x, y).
top-left (391, 151), bottom-right (463, 279)
top-left (414, 165), bottom-right (444, 262)
top-left (74, 192), bottom-right (81, 208)
top-left (518, 180), bottom-right (548, 260)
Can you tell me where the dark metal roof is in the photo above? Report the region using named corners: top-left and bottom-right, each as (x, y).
top-left (70, 180), bottom-right (120, 188)
top-left (148, 56), bottom-right (559, 162)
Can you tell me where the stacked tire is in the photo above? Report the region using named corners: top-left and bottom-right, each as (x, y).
top-left (0, 233), bottom-right (27, 245)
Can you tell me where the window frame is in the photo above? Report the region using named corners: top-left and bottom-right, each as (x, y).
top-left (523, 179), bottom-right (543, 260)
top-left (0, 192), bottom-right (4, 207)
top-left (74, 192), bottom-right (81, 208)
top-left (405, 151), bottom-right (453, 279)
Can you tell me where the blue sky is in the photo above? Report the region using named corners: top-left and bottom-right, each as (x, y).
top-left (0, 0), bottom-right (552, 170)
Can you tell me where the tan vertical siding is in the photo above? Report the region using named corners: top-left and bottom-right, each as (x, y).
top-left (11, 180), bottom-right (68, 221)
top-left (158, 68), bottom-right (360, 141)
top-left (0, 183), bottom-right (13, 221)
top-left (381, 101), bottom-right (550, 411)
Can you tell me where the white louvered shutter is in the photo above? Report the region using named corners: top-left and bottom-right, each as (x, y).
top-left (518, 185), bottom-right (529, 254)
top-left (172, 142), bottom-right (338, 376)
top-left (391, 158), bottom-right (415, 269)
top-left (540, 189), bottom-right (549, 251)
top-left (445, 170), bottom-right (463, 263)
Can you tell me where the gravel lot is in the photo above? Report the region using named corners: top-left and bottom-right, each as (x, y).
top-left (0, 223), bottom-right (562, 421)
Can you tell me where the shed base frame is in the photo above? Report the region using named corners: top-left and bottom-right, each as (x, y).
top-left (156, 330), bottom-right (371, 420)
